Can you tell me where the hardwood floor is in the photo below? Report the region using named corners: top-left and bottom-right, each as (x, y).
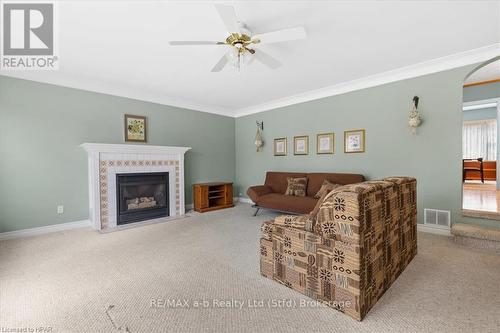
top-left (462, 181), bottom-right (500, 219)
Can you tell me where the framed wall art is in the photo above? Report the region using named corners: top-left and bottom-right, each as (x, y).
top-left (317, 133), bottom-right (334, 154)
top-left (274, 137), bottom-right (287, 156)
top-left (344, 129), bottom-right (365, 153)
top-left (294, 135), bottom-right (309, 155)
top-left (124, 114), bottom-right (147, 142)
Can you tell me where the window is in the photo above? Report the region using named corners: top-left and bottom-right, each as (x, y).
top-left (462, 119), bottom-right (497, 160)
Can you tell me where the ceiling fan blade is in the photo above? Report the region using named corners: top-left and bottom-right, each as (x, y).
top-left (211, 53), bottom-right (229, 72)
top-left (215, 4), bottom-right (240, 34)
top-left (169, 41), bottom-right (223, 46)
top-left (254, 49), bottom-right (282, 69)
top-left (253, 26), bottom-right (306, 44)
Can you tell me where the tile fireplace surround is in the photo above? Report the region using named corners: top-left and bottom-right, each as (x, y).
top-left (81, 143), bottom-right (191, 230)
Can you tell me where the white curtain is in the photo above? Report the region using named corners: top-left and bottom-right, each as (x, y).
top-left (462, 119), bottom-right (497, 160)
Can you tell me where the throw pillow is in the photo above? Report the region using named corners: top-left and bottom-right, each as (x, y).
top-left (310, 190), bottom-right (329, 219)
top-left (314, 179), bottom-right (342, 199)
top-left (284, 177), bottom-right (307, 196)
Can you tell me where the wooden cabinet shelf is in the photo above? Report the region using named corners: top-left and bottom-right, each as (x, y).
top-left (193, 182), bottom-right (233, 213)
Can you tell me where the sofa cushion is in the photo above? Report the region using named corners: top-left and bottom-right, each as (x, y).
top-left (257, 193), bottom-right (317, 214)
top-left (314, 179), bottom-right (342, 198)
top-left (264, 172), bottom-right (307, 194)
top-left (307, 173), bottom-right (365, 197)
top-left (284, 177), bottom-right (308, 196)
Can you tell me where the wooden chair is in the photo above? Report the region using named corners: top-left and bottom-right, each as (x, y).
top-left (463, 158), bottom-right (484, 183)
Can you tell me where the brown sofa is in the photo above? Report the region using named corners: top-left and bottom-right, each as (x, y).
top-left (247, 171), bottom-right (365, 215)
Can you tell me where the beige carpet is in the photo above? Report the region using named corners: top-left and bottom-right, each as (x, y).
top-left (1, 204), bottom-right (500, 333)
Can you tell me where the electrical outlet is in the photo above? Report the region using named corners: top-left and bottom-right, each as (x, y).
top-left (57, 205), bottom-right (64, 214)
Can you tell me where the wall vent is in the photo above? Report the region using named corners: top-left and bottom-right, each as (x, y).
top-left (424, 209), bottom-right (451, 229)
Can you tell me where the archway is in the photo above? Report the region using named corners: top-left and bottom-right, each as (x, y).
top-left (462, 57), bottom-right (500, 218)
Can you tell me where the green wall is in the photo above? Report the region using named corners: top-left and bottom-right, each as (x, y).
top-left (463, 107), bottom-right (497, 121)
top-left (235, 65), bottom-right (498, 228)
top-left (0, 76), bottom-right (235, 232)
top-left (463, 81), bottom-right (500, 102)
top-left (2, 65), bottom-right (499, 233)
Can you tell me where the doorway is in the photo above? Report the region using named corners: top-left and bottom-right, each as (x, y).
top-left (462, 59), bottom-right (500, 219)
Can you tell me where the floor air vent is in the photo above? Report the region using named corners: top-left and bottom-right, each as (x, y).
top-left (424, 209), bottom-right (451, 228)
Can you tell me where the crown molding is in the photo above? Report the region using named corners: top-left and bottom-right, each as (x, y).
top-left (2, 44), bottom-right (499, 118)
top-left (233, 43), bottom-right (500, 117)
top-left (0, 72), bottom-right (235, 117)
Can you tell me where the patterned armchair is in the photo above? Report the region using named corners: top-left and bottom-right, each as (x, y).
top-left (260, 177), bottom-right (417, 321)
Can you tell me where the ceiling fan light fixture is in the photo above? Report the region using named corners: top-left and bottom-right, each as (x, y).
top-left (169, 4), bottom-right (305, 72)
top-left (226, 47), bottom-right (253, 71)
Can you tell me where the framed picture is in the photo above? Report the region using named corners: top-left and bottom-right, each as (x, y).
top-left (344, 129), bottom-right (365, 153)
top-left (294, 135), bottom-right (309, 155)
top-left (124, 114), bottom-right (147, 142)
top-left (317, 133), bottom-right (334, 154)
top-left (274, 137), bottom-right (287, 156)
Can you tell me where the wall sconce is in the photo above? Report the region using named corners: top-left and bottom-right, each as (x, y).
top-left (408, 96), bottom-right (422, 134)
top-left (255, 121), bottom-right (264, 152)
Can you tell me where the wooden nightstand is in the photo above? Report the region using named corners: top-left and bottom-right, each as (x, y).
top-left (193, 182), bottom-right (234, 213)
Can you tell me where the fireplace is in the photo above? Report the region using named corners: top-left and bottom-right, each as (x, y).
top-left (81, 143), bottom-right (190, 230)
top-left (116, 172), bottom-right (169, 225)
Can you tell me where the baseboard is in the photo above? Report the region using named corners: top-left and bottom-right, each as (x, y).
top-left (186, 197), bottom-right (246, 211)
top-left (417, 224), bottom-right (451, 236)
top-left (238, 197), bottom-right (253, 204)
top-left (0, 219), bottom-right (91, 241)
top-left (241, 199), bottom-right (449, 236)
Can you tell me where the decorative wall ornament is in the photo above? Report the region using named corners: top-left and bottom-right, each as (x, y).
top-left (409, 96), bottom-right (422, 134)
top-left (255, 121), bottom-right (264, 152)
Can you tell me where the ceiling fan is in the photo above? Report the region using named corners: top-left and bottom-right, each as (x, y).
top-left (169, 4), bottom-right (306, 72)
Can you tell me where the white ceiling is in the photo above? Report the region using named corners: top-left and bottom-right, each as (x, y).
top-left (2, 1), bottom-right (500, 117)
top-left (466, 59), bottom-right (500, 83)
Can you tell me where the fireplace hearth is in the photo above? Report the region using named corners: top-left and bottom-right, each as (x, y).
top-left (116, 172), bottom-right (169, 225)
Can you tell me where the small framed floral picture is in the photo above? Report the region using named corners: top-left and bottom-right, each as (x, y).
top-left (344, 129), bottom-right (365, 153)
top-left (274, 137), bottom-right (287, 156)
top-left (317, 133), bottom-right (334, 154)
top-left (124, 114), bottom-right (147, 142)
top-left (294, 135), bottom-right (309, 155)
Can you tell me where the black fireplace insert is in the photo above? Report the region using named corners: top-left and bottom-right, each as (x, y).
top-left (116, 172), bottom-right (169, 225)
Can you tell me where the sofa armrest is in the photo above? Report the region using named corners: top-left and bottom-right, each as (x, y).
top-left (247, 185), bottom-right (273, 203)
top-left (273, 214), bottom-right (315, 232)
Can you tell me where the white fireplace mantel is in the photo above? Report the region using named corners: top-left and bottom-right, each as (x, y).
top-left (80, 143), bottom-right (191, 155)
top-left (80, 143), bottom-right (191, 230)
